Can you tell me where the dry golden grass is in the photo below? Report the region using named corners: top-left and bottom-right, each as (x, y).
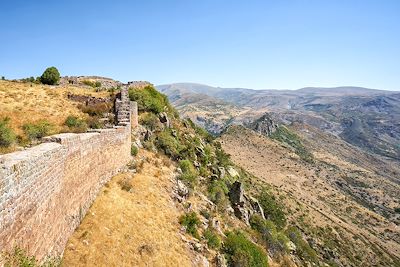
top-left (62, 150), bottom-right (195, 267)
top-left (0, 80), bottom-right (108, 136)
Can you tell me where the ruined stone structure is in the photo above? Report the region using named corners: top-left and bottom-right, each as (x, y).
top-left (0, 87), bottom-right (136, 260)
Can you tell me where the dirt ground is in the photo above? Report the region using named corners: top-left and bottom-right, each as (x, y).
top-left (218, 126), bottom-right (400, 266)
top-left (62, 151), bottom-right (195, 267)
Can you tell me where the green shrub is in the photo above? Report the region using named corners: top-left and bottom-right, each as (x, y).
top-left (224, 231), bottom-right (269, 267)
top-left (270, 126), bottom-right (314, 163)
top-left (286, 226), bottom-right (318, 263)
top-left (85, 116), bottom-right (104, 129)
top-left (258, 189), bottom-right (286, 229)
top-left (250, 215), bottom-right (289, 254)
top-left (131, 144), bottom-right (138, 156)
top-left (204, 229), bottom-right (221, 249)
top-left (40, 67), bottom-right (60, 85)
top-left (64, 116), bottom-right (87, 132)
top-left (1, 76), bottom-right (5, 80)
top-left (23, 120), bottom-right (53, 140)
top-left (128, 85), bottom-right (170, 114)
top-left (0, 118), bottom-right (16, 147)
top-left (155, 130), bottom-right (183, 159)
top-left (179, 212), bottom-right (200, 239)
top-left (208, 180), bottom-right (229, 211)
top-left (178, 159), bottom-right (198, 187)
top-left (79, 103), bottom-right (111, 116)
top-left (1, 246), bottom-right (60, 267)
top-left (140, 112), bottom-right (161, 131)
top-left (21, 77), bottom-right (35, 83)
top-left (82, 80), bottom-right (101, 88)
top-left (215, 143), bottom-right (232, 167)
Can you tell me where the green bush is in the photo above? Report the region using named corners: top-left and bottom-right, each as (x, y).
top-left (0, 118), bottom-right (16, 147)
top-left (139, 112), bottom-right (161, 131)
top-left (258, 189), bottom-right (286, 229)
top-left (286, 226), bottom-right (318, 263)
top-left (64, 116), bottom-right (87, 133)
top-left (82, 80), bottom-right (101, 88)
top-left (23, 120), bottom-right (53, 140)
top-left (208, 180), bottom-right (229, 211)
top-left (131, 144), bottom-right (138, 156)
top-left (85, 116), bottom-right (104, 129)
top-left (155, 130), bottom-right (183, 159)
top-left (215, 143), bottom-right (232, 167)
top-left (179, 212), bottom-right (200, 239)
top-left (178, 159), bottom-right (198, 187)
top-left (270, 126), bottom-right (314, 163)
top-left (40, 67), bottom-right (60, 85)
top-left (224, 231), bottom-right (269, 267)
top-left (1, 246), bottom-right (60, 267)
top-left (250, 215), bottom-right (289, 254)
top-left (204, 229), bottom-right (221, 249)
top-left (128, 85), bottom-right (170, 114)
top-left (78, 103), bottom-right (111, 116)
top-left (21, 77), bottom-right (35, 83)
top-left (1, 76), bottom-right (5, 80)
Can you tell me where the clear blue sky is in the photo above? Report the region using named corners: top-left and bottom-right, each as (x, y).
top-left (1, 0), bottom-right (399, 90)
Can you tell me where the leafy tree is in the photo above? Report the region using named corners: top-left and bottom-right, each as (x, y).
top-left (40, 67), bottom-right (60, 85)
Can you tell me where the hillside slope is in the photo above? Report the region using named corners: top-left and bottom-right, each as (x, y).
top-left (62, 151), bottom-right (197, 267)
top-left (219, 125), bottom-right (400, 266)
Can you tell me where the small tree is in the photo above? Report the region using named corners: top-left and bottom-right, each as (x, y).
top-left (1, 76), bottom-right (5, 80)
top-left (40, 67), bottom-right (60, 85)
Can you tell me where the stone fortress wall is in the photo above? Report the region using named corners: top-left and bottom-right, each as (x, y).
top-left (0, 86), bottom-right (136, 260)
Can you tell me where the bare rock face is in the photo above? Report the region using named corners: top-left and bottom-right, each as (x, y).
top-left (229, 181), bottom-right (250, 224)
top-left (174, 179), bottom-right (189, 202)
top-left (229, 181), bottom-right (246, 205)
top-left (215, 253), bottom-right (227, 267)
top-left (218, 167), bottom-right (226, 179)
top-left (249, 113), bottom-right (279, 136)
top-left (249, 196), bottom-right (266, 220)
top-left (227, 166), bottom-right (239, 178)
top-left (228, 181), bottom-right (265, 224)
top-left (159, 112), bottom-right (170, 128)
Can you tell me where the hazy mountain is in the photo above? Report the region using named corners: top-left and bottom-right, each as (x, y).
top-left (157, 83), bottom-right (400, 160)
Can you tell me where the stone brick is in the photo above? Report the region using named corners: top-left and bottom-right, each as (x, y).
top-left (0, 87), bottom-right (137, 261)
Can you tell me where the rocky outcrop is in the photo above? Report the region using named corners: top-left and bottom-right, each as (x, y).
top-left (174, 179), bottom-right (189, 202)
top-left (228, 181), bottom-right (265, 225)
top-left (227, 166), bottom-right (239, 178)
top-left (215, 253), bottom-right (227, 267)
top-left (249, 113), bottom-right (279, 136)
top-left (159, 112), bottom-right (171, 128)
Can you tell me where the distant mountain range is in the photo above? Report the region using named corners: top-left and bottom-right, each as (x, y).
top-left (157, 83), bottom-right (400, 160)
